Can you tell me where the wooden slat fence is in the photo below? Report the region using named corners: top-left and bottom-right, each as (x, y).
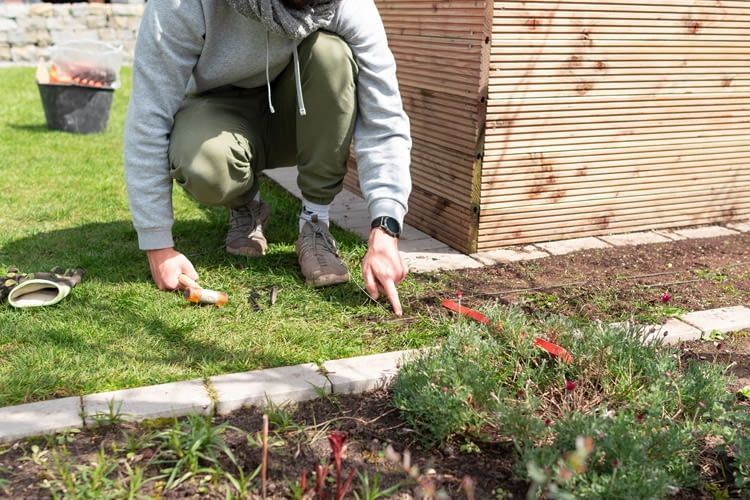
top-left (481, 0), bottom-right (750, 249)
top-left (347, 0), bottom-right (750, 253)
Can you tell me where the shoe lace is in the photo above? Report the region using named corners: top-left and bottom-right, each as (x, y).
top-left (301, 223), bottom-right (339, 266)
top-left (227, 205), bottom-right (261, 241)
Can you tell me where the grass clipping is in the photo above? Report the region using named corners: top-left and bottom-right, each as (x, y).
top-left (391, 306), bottom-right (750, 498)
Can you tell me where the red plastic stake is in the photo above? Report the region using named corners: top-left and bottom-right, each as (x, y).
top-left (533, 338), bottom-right (573, 364)
top-left (441, 299), bottom-right (490, 325)
top-left (441, 299), bottom-right (572, 364)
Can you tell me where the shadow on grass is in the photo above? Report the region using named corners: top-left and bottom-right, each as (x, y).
top-left (0, 217), bottom-right (370, 307)
top-left (7, 123), bottom-right (49, 133)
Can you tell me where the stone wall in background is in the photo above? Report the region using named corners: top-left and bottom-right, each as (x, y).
top-left (0, 2), bottom-right (143, 65)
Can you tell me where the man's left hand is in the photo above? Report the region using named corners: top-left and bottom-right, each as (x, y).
top-left (362, 228), bottom-right (408, 316)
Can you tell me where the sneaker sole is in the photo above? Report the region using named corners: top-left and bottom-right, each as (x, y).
top-left (306, 272), bottom-right (350, 287)
top-left (226, 245), bottom-right (267, 257)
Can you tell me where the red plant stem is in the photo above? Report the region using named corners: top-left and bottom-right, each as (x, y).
top-left (316, 464), bottom-right (329, 500)
top-left (336, 469), bottom-right (356, 500)
top-left (261, 414), bottom-right (268, 499)
top-left (299, 470), bottom-right (308, 493)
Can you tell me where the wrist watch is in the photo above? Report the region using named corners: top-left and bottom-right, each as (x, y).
top-left (371, 216), bottom-right (402, 239)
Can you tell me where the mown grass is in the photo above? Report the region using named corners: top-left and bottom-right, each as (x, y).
top-left (0, 67), bottom-right (447, 406)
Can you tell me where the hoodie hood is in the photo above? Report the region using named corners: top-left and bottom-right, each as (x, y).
top-left (225, 0), bottom-right (341, 41)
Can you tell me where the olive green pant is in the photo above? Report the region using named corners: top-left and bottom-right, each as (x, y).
top-left (168, 31), bottom-right (358, 208)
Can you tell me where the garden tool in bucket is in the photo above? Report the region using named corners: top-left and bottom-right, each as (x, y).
top-left (5, 268), bottom-right (85, 308)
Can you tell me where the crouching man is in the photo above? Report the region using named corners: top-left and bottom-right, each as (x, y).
top-left (124, 0), bottom-right (412, 314)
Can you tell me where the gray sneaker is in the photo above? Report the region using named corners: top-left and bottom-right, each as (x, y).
top-left (225, 200), bottom-right (271, 256)
top-left (296, 220), bottom-right (350, 287)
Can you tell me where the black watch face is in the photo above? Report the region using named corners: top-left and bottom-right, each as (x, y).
top-left (385, 217), bottom-right (401, 235)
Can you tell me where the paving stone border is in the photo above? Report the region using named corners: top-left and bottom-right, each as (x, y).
top-left (2, 306), bottom-right (750, 444)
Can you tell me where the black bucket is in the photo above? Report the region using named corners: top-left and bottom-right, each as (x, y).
top-left (37, 83), bottom-right (114, 134)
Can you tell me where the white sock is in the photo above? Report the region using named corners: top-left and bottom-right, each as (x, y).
top-left (253, 192), bottom-right (261, 202)
top-left (299, 199), bottom-right (330, 231)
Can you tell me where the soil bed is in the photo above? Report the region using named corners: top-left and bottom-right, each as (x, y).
top-left (1, 334), bottom-right (747, 499)
top-left (413, 232), bottom-right (750, 325)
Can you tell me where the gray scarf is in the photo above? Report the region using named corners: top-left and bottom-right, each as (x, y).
top-left (225, 0), bottom-right (341, 41)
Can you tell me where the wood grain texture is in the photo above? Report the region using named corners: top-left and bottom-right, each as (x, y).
top-left (345, 0), bottom-right (749, 253)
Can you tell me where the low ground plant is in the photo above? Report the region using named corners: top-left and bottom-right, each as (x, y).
top-left (392, 305), bottom-right (748, 497)
top-left (151, 413), bottom-right (244, 490)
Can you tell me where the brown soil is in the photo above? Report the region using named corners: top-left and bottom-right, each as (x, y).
top-left (2, 232), bottom-right (750, 498)
top-left (0, 390), bottom-right (525, 499)
top-left (411, 232), bottom-right (750, 326)
top-left (682, 333), bottom-right (750, 393)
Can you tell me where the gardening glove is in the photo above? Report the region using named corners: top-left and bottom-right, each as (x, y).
top-left (7, 267), bottom-right (85, 308)
top-left (0, 267), bottom-right (23, 303)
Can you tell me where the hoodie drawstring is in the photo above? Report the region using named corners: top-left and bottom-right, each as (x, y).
top-left (265, 32), bottom-right (275, 114)
top-left (292, 45), bottom-right (306, 116)
top-left (265, 32), bottom-right (307, 117)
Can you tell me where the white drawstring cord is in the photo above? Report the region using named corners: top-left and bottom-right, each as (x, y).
top-left (265, 32), bottom-right (275, 114)
top-left (292, 45), bottom-right (306, 116)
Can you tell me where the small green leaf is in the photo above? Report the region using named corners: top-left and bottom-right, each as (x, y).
top-left (707, 330), bottom-right (726, 342)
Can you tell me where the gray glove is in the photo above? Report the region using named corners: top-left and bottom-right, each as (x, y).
top-left (7, 267), bottom-right (85, 308)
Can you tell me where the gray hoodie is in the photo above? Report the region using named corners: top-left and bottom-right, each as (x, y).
top-left (124, 0), bottom-right (411, 250)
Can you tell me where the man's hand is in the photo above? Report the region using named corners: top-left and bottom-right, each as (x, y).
top-left (146, 247), bottom-right (199, 290)
top-left (362, 228), bottom-right (408, 316)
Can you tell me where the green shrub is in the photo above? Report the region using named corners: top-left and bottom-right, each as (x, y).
top-left (391, 324), bottom-right (511, 445)
top-left (523, 409), bottom-right (699, 499)
top-left (391, 305), bottom-right (744, 496)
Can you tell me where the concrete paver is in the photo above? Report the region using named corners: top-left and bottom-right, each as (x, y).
top-left (679, 306), bottom-right (750, 335)
top-left (599, 231), bottom-right (672, 247)
top-left (399, 238), bottom-right (453, 253)
top-left (323, 350), bottom-right (419, 394)
top-left (671, 226), bottom-right (739, 240)
top-left (263, 168), bottom-right (301, 198)
top-left (535, 237), bottom-right (611, 256)
top-left (210, 363), bottom-right (330, 415)
top-left (330, 189), bottom-right (368, 208)
top-left (639, 318), bottom-right (703, 344)
top-left (83, 380), bottom-right (212, 424)
top-left (0, 397), bottom-right (82, 443)
top-left (653, 230), bottom-right (688, 241)
top-left (471, 245), bottom-right (550, 265)
top-left (403, 249), bottom-right (484, 272)
top-left (726, 221), bottom-right (750, 232)
top-left (400, 226), bottom-right (434, 241)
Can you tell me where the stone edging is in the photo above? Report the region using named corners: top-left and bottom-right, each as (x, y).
top-left (3, 307), bottom-right (750, 444)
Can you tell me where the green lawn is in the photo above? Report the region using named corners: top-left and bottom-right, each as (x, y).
top-left (0, 67), bottom-right (446, 407)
